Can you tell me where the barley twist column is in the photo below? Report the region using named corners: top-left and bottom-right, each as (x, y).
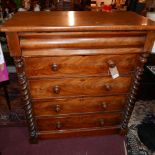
top-left (14, 57), bottom-right (38, 143)
top-left (121, 53), bottom-right (149, 134)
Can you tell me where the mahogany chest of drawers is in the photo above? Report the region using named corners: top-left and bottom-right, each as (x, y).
top-left (2, 11), bottom-right (155, 143)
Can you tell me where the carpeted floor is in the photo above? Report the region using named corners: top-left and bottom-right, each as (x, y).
top-left (0, 127), bottom-right (126, 155)
top-left (127, 100), bottom-right (155, 155)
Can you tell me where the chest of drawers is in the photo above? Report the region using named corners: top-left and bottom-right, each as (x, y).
top-left (2, 11), bottom-right (155, 143)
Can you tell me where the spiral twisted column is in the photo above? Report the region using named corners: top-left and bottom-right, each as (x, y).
top-left (121, 53), bottom-right (149, 134)
top-left (14, 57), bottom-right (38, 143)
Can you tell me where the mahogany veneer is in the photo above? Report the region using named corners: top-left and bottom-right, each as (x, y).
top-left (2, 11), bottom-right (155, 143)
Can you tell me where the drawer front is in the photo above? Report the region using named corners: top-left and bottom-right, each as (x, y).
top-left (20, 32), bottom-right (145, 49)
top-left (24, 54), bottom-right (139, 78)
top-left (36, 113), bottom-right (122, 131)
top-left (33, 96), bottom-right (127, 116)
top-left (38, 127), bottom-right (121, 139)
top-left (29, 76), bottom-right (132, 99)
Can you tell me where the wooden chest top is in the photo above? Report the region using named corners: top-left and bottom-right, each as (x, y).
top-left (1, 11), bottom-right (155, 32)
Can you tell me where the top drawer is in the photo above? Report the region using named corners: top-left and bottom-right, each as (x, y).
top-left (19, 31), bottom-right (146, 50)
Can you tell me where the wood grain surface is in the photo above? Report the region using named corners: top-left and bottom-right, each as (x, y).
top-left (36, 112), bottom-right (122, 131)
top-left (1, 11), bottom-right (155, 32)
top-left (38, 126), bottom-right (121, 139)
top-left (24, 54), bottom-right (139, 78)
top-left (29, 76), bottom-right (132, 99)
top-left (20, 36), bottom-right (145, 49)
top-left (33, 95), bottom-right (127, 116)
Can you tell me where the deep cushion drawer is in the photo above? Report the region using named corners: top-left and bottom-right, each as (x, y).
top-left (24, 54), bottom-right (139, 78)
top-left (29, 76), bottom-right (132, 99)
top-left (33, 95), bottom-right (127, 116)
top-left (20, 31), bottom-right (145, 49)
top-left (36, 113), bottom-right (122, 131)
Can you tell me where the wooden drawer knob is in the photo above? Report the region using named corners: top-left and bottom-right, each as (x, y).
top-left (54, 104), bottom-right (61, 112)
top-left (53, 85), bottom-right (61, 94)
top-left (51, 63), bottom-right (59, 71)
top-left (104, 84), bottom-right (112, 91)
top-left (56, 121), bottom-right (62, 130)
top-left (101, 102), bottom-right (107, 109)
top-left (107, 60), bottom-right (115, 68)
top-left (99, 119), bottom-right (104, 127)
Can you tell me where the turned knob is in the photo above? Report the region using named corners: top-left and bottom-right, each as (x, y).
top-left (56, 121), bottom-right (62, 130)
top-left (51, 63), bottom-right (59, 71)
top-left (104, 84), bottom-right (112, 91)
top-left (101, 102), bottom-right (107, 109)
top-left (54, 104), bottom-right (61, 112)
top-left (53, 85), bottom-right (61, 94)
top-left (107, 60), bottom-right (115, 68)
top-left (99, 119), bottom-right (104, 127)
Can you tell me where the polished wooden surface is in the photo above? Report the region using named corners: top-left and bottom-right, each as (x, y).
top-left (22, 48), bottom-right (144, 56)
top-left (38, 126), bottom-right (121, 139)
top-left (6, 32), bottom-right (21, 56)
top-left (1, 11), bottom-right (155, 32)
top-left (19, 31), bottom-right (147, 38)
top-left (36, 112), bottom-right (122, 131)
top-left (33, 95), bottom-right (127, 116)
top-left (24, 54), bottom-right (139, 78)
top-left (20, 36), bottom-right (145, 49)
top-left (29, 76), bottom-right (132, 99)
